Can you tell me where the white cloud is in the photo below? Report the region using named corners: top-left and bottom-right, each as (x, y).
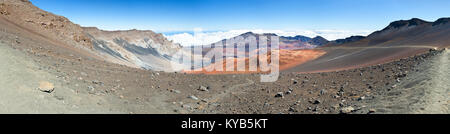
top-left (164, 29), bottom-right (372, 46)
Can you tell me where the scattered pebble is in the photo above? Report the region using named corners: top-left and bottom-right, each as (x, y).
top-left (188, 95), bottom-right (199, 100)
top-left (275, 92), bottom-right (284, 98)
top-left (340, 106), bottom-right (355, 114)
top-left (198, 86), bottom-right (209, 92)
top-left (37, 81), bottom-right (55, 93)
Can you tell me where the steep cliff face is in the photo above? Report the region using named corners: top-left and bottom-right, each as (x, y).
top-left (83, 27), bottom-right (182, 71)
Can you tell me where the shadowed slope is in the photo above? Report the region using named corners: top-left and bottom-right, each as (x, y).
top-left (287, 18), bottom-right (450, 73)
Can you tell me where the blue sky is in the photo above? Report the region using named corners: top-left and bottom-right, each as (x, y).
top-left (30, 0), bottom-right (449, 32)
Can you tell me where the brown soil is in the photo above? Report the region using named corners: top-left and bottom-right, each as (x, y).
top-left (186, 49), bottom-right (326, 74)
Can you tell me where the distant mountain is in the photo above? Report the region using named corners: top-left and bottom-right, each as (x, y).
top-left (370, 18), bottom-right (431, 36)
top-left (324, 17), bottom-right (450, 47)
top-left (282, 35), bottom-right (312, 42)
top-left (310, 36), bottom-right (329, 46)
top-left (366, 17), bottom-right (450, 47)
top-left (383, 18), bottom-right (429, 29)
top-left (332, 36), bottom-right (366, 44)
top-left (207, 32), bottom-right (329, 50)
top-left (291, 17), bottom-right (450, 73)
top-left (433, 18), bottom-right (450, 26)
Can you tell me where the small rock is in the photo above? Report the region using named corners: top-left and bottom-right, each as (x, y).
top-left (38, 81), bottom-right (55, 93)
top-left (391, 84), bottom-right (397, 88)
top-left (87, 86), bottom-right (95, 93)
top-left (338, 91), bottom-right (344, 96)
top-left (275, 92), bottom-right (284, 98)
top-left (173, 89), bottom-right (181, 94)
top-left (368, 109), bottom-right (376, 114)
top-left (358, 96), bottom-right (366, 101)
top-left (312, 100), bottom-right (321, 104)
top-left (263, 102), bottom-right (270, 107)
top-left (80, 72), bottom-right (88, 76)
top-left (320, 89), bottom-right (326, 95)
top-left (340, 106), bottom-right (355, 114)
top-left (188, 95), bottom-right (199, 100)
top-left (54, 96), bottom-right (64, 100)
top-left (92, 80), bottom-right (102, 85)
top-left (312, 106), bottom-right (319, 112)
top-left (198, 86), bottom-right (209, 91)
top-left (182, 104), bottom-right (192, 109)
top-left (286, 90), bottom-right (292, 95)
top-left (288, 107), bottom-right (298, 112)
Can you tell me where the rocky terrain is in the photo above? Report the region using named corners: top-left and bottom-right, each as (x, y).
top-left (198, 49), bottom-right (448, 114)
top-left (0, 0), bottom-right (448, 114)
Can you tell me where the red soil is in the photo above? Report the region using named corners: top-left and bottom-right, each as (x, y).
top-left (185, 49), bottom-right (326, 74)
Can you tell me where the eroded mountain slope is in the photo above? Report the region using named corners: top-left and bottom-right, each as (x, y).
top-left (287, 18), bottom-right (450, 73)
top-left (83, 27), bottom-right (182, 71)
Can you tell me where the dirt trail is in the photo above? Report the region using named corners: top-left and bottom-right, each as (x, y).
top-left (208, 78), bottom-right (255, 103)
top-left (413, 49), bottom-right (449, 113)
top-left (319, 45), bottom-right (438, 63)
top-left (365, 49), bottom-right (449, 114)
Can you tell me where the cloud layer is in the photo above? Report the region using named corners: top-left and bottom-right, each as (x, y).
top-left (164, 29), bottom-right (372, 46)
